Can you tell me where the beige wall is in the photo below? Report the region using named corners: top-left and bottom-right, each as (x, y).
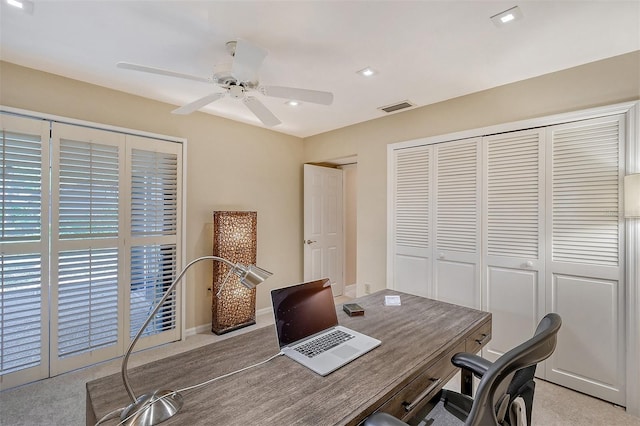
top-left (0, 61), bottom-right (304, 330)
top-left (303, 51), bottom-right (640, 295)
top-left (3, 51), bottom-right (639, 328)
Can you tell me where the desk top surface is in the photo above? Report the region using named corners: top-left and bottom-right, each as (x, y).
top-left (86, 290), bottom-right (490, 425)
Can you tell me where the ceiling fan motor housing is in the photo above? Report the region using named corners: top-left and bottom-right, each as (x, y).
top-left (229, 84), bottom-right (245, 99)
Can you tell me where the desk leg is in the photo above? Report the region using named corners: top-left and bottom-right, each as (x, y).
top-left (461, 369), bottom-right (473, 396)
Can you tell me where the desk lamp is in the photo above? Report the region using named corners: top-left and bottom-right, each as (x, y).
top-left (119, 255), bottom-right (272, 426)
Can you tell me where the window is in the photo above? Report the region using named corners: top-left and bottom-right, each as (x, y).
top-left (0, 115), bottom-right (49, 389)
top-left (0, 113), bottom-right (183, 389)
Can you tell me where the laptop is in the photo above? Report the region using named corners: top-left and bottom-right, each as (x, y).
top-left (270, 278), bottom-right (381, 376)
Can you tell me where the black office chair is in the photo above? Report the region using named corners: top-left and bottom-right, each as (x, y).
top-left (364, 313), bottom-right (562, 426)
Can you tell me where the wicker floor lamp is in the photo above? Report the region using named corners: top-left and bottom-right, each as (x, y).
top-left (211, 211), bottom-right (258, 334)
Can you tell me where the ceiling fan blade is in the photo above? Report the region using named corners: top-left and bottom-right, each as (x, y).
top-left (171, 93), bottom-right (225, 115)
top-left (117, 62), bottom-right (211, 83)
top-left (260, 86), bottom-right (333, 105)
top-left (243, 96), bottom-right (281, 127)
top-left (230, 40), bottom-right (267, 83)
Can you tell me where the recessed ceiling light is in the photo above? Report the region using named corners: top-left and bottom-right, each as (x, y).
top-left (357, 67), bottom-right (378, 77)
top-left (6, 0), bottom-right (34, 13)
top-left (286, 100), bottom-right (300, 107)
top-left (490, 6), bottom-right (523, 27)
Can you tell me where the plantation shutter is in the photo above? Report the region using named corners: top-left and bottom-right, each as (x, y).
top-left (50, 123), bottom-right (125, 375)
top-left (0, 114), bottom-right (50, 390)
top-left (127, 136), bottom-right (182, 347)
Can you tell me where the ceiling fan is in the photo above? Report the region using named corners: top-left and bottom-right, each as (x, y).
top-left (117, 40), bottom-right (333, 127)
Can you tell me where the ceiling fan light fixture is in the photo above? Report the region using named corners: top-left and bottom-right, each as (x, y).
top-left (229, 84), bottom-right (245, 99)
top-left (491, 6), bottom-right (523, 27)
top-left (357, 67), bottom-right (378, 77)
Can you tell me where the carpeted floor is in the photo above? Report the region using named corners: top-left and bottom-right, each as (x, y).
top-left (1, 302), bottom-right (639, 426)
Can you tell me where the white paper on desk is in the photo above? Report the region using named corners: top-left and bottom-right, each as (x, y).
top-left (384, 295), bottom-right (401, 306)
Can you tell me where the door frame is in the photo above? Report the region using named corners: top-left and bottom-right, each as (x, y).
top-left (387, 101), bottom-right (640, 414)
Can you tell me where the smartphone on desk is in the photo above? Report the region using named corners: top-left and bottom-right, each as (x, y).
top-left (343, 303), bottom-right (365, 316)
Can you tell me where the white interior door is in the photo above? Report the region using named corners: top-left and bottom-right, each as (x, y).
top-left (304, 164), bottom-right (344, 296)
top-left (544, 115), bottom-right (626, 405)
top-left (389, 145), bottom-right (432, 297)
top-left (433, 138), bottom-right (482, 309)
top-left (482, 129), bottom-right (546, 362)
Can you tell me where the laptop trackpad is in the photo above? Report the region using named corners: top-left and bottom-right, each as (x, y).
top-left (332, 344), bottom-right (359, 359)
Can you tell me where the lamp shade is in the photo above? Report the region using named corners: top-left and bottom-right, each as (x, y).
top-left (625, 174), bottom-right (640, 218)
top-left (237, 264), bottom-right (273, 289)
top-left (212, 211), bottom-right (261, 334)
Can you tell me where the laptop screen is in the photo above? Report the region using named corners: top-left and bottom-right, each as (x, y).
top-left (271, 278), bottom-right (338, 348)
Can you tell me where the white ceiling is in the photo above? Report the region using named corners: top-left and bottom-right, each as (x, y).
top-left (1, 1), bottom-right (639, 138)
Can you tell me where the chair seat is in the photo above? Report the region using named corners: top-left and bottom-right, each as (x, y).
top-left (410, 390), bottom-right (472, 426)
top-left (364, 391), bottom-right (473, 426)
top-left (364, 313), bottom-right (561, 426)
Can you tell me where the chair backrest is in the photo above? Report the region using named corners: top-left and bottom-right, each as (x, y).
top-left (465, 313), bottom-right (562, 426)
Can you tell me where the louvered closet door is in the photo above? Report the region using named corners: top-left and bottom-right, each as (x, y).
top-left (50, 123), bottom-right (126, 375)
top-left (390, 145), bottom-right (432, 297)
top-left (0, 115), bottom-right (50, 390)
top-left (125, 135), bottom-right (182, 351)
top-left (433, 138), bottom-right (481, 308)
top-left (482, 129), bottom-right (545, 362)
top-left (545, 115), bottom-right (625, 405)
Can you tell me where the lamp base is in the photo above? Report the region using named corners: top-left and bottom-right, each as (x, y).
top-left (120, 389), bottom-right (184, 426)
top-left (212, 318), bottom-right (256, 335)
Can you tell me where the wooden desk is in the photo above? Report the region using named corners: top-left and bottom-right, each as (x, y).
top-left (86, 290), bottom-right (491, 425)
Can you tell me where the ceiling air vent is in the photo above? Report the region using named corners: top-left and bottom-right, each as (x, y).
top-left (378, 100), bottom-right (415, 114)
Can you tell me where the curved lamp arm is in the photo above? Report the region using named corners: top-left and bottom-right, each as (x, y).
top-left (121, 255), bottom-right (272, 402)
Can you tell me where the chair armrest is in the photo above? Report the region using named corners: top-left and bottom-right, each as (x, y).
top-left (363, 412), bottom-right (409, 426)
top-left (451, 352), bottom-right (492, 378)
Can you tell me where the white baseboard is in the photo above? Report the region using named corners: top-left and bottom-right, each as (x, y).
top-left (184, 306), bottom-right (274, 337)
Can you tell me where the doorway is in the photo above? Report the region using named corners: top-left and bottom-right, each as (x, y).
top-left (303, 157), bottom-right (358, 298)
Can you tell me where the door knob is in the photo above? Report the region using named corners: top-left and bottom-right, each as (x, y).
top-left (305, 239), bottom-right (317, 245)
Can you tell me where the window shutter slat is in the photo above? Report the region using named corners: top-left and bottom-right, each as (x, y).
top-left (57, 248), bottom-right (119, 358)
top-left (130, 244), bottom-right (177, 338)
top-left (59, 138), bottom-right (119, 239)
top-left (131, 149), bottom-right (178, 237)
top-left (1, 131), bottom-right (42, 242)
top-left (0, 253), bottom-right (43, 375)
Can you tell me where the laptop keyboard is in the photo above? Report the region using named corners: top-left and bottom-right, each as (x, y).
top-left (294, 329), bottom-right (355, 358)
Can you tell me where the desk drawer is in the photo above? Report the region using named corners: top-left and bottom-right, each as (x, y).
top-left (466, 320), bottom-right (491, 353)
top-left (377, 341), bottom-right (465, 420)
